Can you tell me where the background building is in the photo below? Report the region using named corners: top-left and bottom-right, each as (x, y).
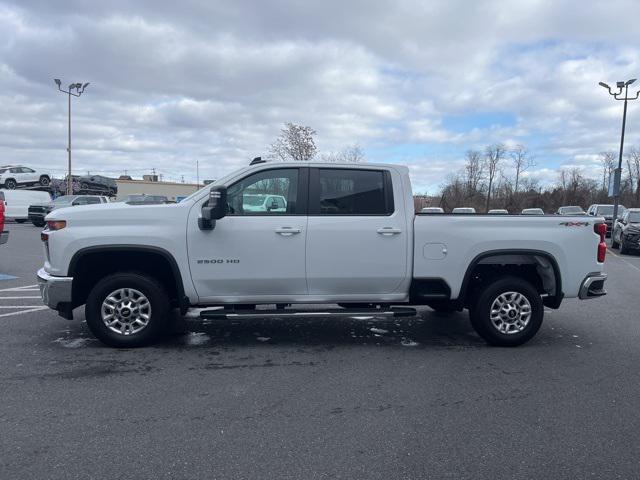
top-left (116, 176), bottom-right (200, 202)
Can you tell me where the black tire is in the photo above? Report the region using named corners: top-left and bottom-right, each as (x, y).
top-left (32, 219), bottom-right (45, 227)
top-left (80, 182), bottom-right (90, 191)
top-left (469, 276), bottom-right (543, 347)
top-left (15, 219), bottom-right (26, 223)
top-left (85, 272), bottom-right (170, 348)
top-left (4, 179), bottom-right (16, 189)
top-left (620, 237), bottom-right (630, 255)
top-left (39, 175), bottom-right (50, 186)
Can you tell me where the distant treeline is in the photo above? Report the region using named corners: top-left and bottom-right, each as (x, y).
top-left (420, 145), bottom-right (640, 213)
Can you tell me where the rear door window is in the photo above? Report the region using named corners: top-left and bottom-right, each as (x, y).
top-left (313, 169), bottom-right (393, 215)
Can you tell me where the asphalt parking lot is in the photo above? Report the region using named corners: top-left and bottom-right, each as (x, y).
top-left (2, 222), bottom-right (640, 480)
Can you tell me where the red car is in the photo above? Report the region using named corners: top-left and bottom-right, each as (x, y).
top-left (0, 191), bottom-right (8, 245)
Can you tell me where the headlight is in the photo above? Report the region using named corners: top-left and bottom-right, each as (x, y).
top-left (46, 220), bottom-right (66, 231)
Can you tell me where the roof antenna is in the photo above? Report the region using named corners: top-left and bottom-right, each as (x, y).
top-left (250, 156), bottom-right (266, 165)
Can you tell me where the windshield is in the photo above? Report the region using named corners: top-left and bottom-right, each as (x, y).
top-left (180, 164), bottom-right (255, 203)
top-left (53, 195), bottom-right (74, 204)
top-left (628, 212), bottom-right (640, 223)
top-left (596, 206), bottom-right (614, 215)
top-left (0, 168), bottom-right (8, 174)
top-left (561, 206), bottom-right (583, 214)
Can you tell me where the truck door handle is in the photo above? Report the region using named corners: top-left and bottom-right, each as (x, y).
top-left (275, 227), bottom-right (301, 236)
top-left (377, 227), bottom-right (402, 235)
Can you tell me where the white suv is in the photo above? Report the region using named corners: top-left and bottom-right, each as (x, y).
top-left (0, 165), bottom-right (51, 189)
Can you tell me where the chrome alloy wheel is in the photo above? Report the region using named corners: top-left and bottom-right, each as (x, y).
top-left (489, 291), bottom-right (532, 335)
top-left (101, 288), bottom-right (151, 335)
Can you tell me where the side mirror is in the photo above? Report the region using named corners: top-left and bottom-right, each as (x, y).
top-left (199, 186), bottom-right (227, 230)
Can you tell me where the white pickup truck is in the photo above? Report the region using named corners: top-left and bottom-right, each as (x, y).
top-left (37, 161), bottom-right (608, 348)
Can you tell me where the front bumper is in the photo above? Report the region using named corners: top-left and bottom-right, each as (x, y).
top-left (0, 231), bottom-right (8, 245)
top-left (579, 273), bottom-right (607, 299)
top-left (28, 213), bottom-right (45, 223)
top-left (37, 268), bottom-right (73, 312)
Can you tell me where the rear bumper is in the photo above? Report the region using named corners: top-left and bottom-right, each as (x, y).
top-left (0, 231), bottom-right (8, 245)
top-left (37, 268), bottom-right (73, 312)
top-left (579, 273), bottom-right (607, 299)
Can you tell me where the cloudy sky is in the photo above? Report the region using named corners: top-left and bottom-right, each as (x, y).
top-left (1, 0), bottom-right (639, 192)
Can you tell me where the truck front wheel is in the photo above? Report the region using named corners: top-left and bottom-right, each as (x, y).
top-left (469, 276), bottom-right (543, 347)
top-left (85, 272), bottom-right (170, 347)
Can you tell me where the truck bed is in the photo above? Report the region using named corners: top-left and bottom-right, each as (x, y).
top-left (413, 214), bottom-right (604, 299)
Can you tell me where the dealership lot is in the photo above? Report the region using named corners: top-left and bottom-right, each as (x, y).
top-left (2, 223), bottom-right (640, 479)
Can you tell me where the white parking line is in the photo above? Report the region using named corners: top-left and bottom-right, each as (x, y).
top-left (0, 307), bottom-right (48, 318)
top-left (0, 306), bottom-right (46, 308)
top-left (0, 296), bottom-right (42, 299)
top-left (0, 284), bottom-right (39, 292)
top-left (0, 284), bottom-right (47, 318)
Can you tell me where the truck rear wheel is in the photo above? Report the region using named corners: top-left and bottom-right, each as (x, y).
top-left (85, 272), bottom-right (170, 347)
top-left (469, 276), bottom-right (543, 347)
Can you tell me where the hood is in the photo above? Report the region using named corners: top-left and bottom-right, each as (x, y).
top-left (45, 200), bottom-right (185, 226)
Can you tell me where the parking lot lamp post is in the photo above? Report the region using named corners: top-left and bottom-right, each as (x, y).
top-left (54, 80), bottom-right (89, 195)
top-left (599, 78), bottom-right (639, 223)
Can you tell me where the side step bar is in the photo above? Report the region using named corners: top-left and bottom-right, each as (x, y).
top-left (200, 307), bottom-right (417, 320)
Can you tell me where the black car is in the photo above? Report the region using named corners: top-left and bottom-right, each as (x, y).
top-left (79, 175), bottom-right (117, 195)
top-left (587, 204), bottom-right (626, 237)
top-left (28, 195), bottom-right (109, 227)
top-left (612, 208), bottom-right (640, 254)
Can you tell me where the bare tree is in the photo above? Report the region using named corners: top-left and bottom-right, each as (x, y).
top-left (510, 145), bottom-right (535, 193)
top-left (484, 143), bottom-right (506, 212)
top-left (339, 144), bottom-right (365, 162)
top-left (321, 144), bottom-right (365, 163)
top-left (599, 151), bottom-right (616, 192)
top-left (269, 122), bottom-right (317, 162)
top-left (627, 146), bottom-right (640, 205)
top-left (463, 150), bottom-right (484, 197)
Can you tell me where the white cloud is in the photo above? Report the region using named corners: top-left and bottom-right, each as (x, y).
top-left (0, 0), bottom-right (639, 190)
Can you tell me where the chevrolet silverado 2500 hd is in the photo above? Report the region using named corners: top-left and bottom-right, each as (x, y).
top-left (37, 162), bottom-right (608, 348)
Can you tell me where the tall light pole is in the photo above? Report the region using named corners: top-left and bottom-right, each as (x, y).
top-left (599, 78), bottom-right (639, 224)
top-left (54, 79), bottom-right (89, 195)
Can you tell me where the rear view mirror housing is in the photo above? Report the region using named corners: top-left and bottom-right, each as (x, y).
top-left (199, 186), bottom-right (227, 230)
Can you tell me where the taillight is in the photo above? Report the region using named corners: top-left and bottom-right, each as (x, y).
top-left (46, 220), bottom-right (66, 231)
top-left (594, 222), bottom-right (606, 263)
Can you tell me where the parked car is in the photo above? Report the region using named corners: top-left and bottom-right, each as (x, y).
top-left (556, 206), bottom-right (586, 215)
top-left (1, 189), bottom-right (52, 222)
top-left (242, 194), bottom-right (287, 213)
top-left (488, 209), bottom-right (509, 214)
top-left (37, 161), bottom-right (607, 348)
top-left (0, 191), bottom-right (8, 245)
top-left (0, 165), bottom-right (51, 189)
top-left (451, 207), bottom-right (476, 214)
top-left (79, 175), bottom-right (117, 195)
top-left (521, 208), bottom-right (544, 215)
top-left (420, 207), bottom-right (444, 213)
top-left (122, 194), bottom-right (170, 204)
top-left (28, 195), bottom-right (110, 227)
top-left (611, 208), bottom-right (640, 253)
top-left (586, 204), bottom-right (626, 237)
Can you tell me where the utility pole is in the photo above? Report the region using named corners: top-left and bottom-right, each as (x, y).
top-left (54, 79), bottom-right (89, 195)
top-left (196, 160), bottom-right (200, 188)
top-left (599, 78), bottom-right (639, 225)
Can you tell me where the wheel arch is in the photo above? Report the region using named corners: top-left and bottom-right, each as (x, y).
top-left (458, 249), bottom-right (563, 309)
top-left (68, 245), bottom-right (189, 313)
